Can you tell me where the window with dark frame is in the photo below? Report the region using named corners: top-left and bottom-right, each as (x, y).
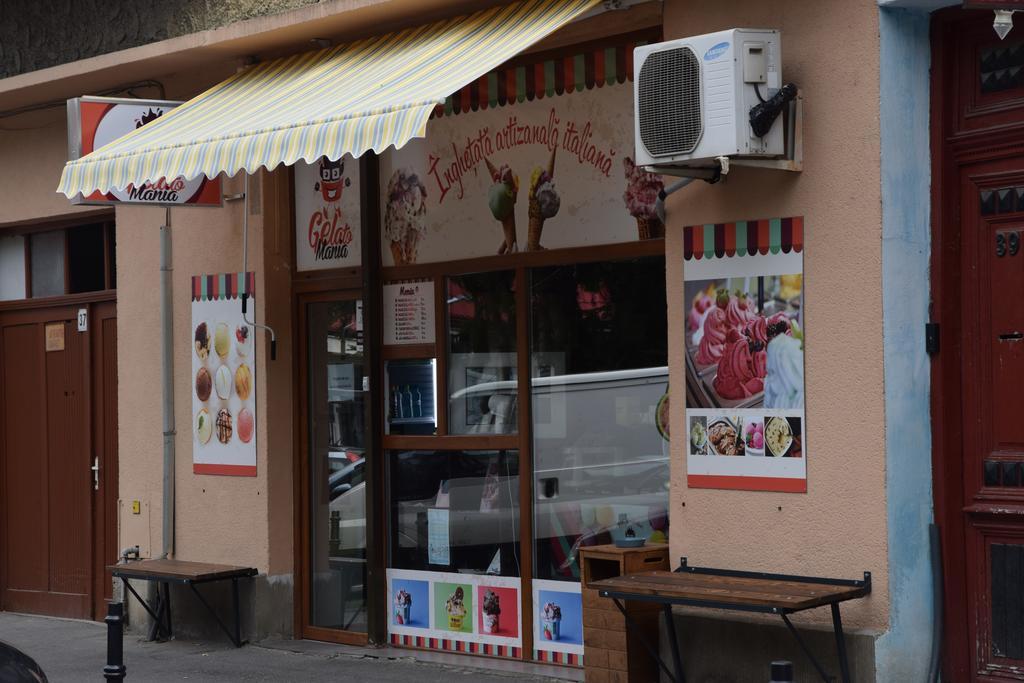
top-left (0, 220), bottom-right (115, 302)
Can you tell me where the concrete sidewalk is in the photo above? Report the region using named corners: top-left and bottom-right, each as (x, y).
top-left (0, 612), bottom-right (579, 683)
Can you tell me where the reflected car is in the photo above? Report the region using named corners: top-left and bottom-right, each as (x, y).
top-left (0, 641), bottom-right (48, 683)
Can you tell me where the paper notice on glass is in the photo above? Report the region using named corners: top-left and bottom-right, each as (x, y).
top-left (427, 508), bottom-right (450, 566)
top-left (383, 281), bottom-right (435, 345)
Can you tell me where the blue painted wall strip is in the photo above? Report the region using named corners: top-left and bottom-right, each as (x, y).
top-left (876, 7), bottom-right (936, 682)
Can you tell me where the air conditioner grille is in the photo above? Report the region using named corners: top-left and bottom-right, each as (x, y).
top-left (638, 46), bottom-right (702, 157)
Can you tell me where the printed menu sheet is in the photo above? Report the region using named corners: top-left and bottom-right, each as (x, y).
top-left (191, 272), bottom-right (257, 476)
top-left (683, 218), bottom-right (807, 493)
top-left (383, 281), bottom-right (435, 345)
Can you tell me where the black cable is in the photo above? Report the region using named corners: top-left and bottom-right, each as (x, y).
top-left (754, 82), bottom-right (767, 104)
top-left (0, 79), bottom-right (167, 120)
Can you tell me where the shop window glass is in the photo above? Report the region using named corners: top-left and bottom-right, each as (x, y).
top-left (68, 223), bottom-right (106, 293)
top-left (0, 235), bottom-right (26, 301)
top-left (447, 271), bottom-right (518, 434)
top-left (530, 257), bottom-right (670, 582)
top-left (385, 359), bottom-right (437, 436)
top-left (30, 230), bottom-right (65, 298)
top-left (307, 299), bottom-right (368, 633)
top-left (389, 449), bottom-right (520, 577)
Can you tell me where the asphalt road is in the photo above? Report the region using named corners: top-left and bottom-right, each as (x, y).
top-left (0, 612), bottom-right (577, 683)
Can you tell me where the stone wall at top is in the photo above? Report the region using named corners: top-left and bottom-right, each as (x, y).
top-left (0, 0), bottom-right (320, 79)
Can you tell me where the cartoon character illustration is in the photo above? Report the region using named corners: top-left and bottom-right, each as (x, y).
top-left (315, 156), bottom-right (351, 203)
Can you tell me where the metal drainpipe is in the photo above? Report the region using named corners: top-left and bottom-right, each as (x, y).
top-left (160, 207), bottom-right (175, 558)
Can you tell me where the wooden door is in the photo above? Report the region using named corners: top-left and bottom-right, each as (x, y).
top-left (933, 10), bottom-right (1024, 681)
top-left (90, 301), bottom-right (118, 620)
top-left (0, 306), bottom-right (92, 618)
top-left (0, 301), bottom-right (119, 621)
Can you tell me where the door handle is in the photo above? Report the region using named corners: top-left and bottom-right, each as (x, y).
top-left (91, 456), bottom-right (100, 491)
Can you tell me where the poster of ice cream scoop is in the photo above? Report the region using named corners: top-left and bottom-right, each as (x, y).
top-left (684, 218), bottom-right (806, 493)
top-left (294, 155), bottom-right (361, 271)
top-left (191, 272), bottom-right (257, 476)
top-left (532, 579), bottom-right (583, 660)
top-left (379, 80), bottom-right (663, 266)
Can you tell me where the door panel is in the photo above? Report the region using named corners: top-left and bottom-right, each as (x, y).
top-left (0, 308), bottom-right (95, 619)
top-left (933, 10), bottom-right (1024, 679)
top-left (960, 162), bottom-right (1024, 680)
top-left (92, 303), bottom-right (118, 619)
top-left (2, 324), bottom-right (50, 595)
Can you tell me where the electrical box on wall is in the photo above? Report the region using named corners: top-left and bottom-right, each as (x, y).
top-left (118, 498), bottom-right (152, 559)
top-left (633, 28), bottom-right (796, 173)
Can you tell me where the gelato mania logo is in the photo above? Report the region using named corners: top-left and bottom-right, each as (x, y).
top-left (308, 157), bottom-right (354, 261)
top-left (127, 177), bottom-right (186, 202)
top-left (428, 108), bottom-right (616, 203)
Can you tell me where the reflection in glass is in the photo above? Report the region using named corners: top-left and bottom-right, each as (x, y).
top-left (389, 450), bottom-right (520, 577)
top-left (531, 258), bottom-right (670, 582)
top-left (308, 299), bottom-right (367, 632)
top-left (30, 230), bottom-right (65, 298)
top-left (447, 271), bottom-right (517, 434)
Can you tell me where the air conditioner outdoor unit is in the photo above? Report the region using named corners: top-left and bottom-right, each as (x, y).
top-left (633, 29), bottom-right (786, 171)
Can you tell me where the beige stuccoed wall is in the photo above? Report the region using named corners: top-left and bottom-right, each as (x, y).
top-left (662, 1), bottom-right (887, 632)
top-left (0, 108), bottom-right (105, 226)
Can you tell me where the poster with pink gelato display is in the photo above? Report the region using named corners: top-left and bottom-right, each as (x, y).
top-left (378, 79), bottom-right (663, 266)
top-left (683, 219), bottom-right (806, 493)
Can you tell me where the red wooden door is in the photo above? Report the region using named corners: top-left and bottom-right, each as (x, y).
top-left (0, 306), bottom-right (94, 619)
top-left (933, 10), bottom-right (1024, 681)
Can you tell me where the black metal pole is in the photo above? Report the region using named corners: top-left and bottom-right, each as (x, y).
top-left (104, 602), bottom-right (127, 681)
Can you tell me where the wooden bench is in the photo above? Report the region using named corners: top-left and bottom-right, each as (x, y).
top-left (590, 558), bottom-right (871, 683)
top-left (110, 559), bottom-right (257, 647)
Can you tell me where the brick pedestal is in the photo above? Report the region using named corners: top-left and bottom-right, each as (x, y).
top-left (580, 544), bottom-right (669, 683)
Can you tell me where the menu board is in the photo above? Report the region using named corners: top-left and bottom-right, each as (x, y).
top-left (683, 218), bottom-right (807, 493)
top-left (190, 272), bottom-right (257, 476)
top-left (383, 281), bottom-right (435, 345)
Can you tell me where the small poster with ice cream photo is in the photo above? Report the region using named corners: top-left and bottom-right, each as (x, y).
top-left (683, 218), bottom-right (807, 493)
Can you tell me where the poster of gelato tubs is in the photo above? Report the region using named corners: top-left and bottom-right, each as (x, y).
top-left (386, 569), bottom-right (522, 649)
top-left (379, 78), bottom-right (664, 267)
top-left (683, 218), bottom-right (807, 493)
top-left (191, 273), bottom-right (256, 476)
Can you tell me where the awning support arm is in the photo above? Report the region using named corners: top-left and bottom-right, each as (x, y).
top-left (240, 174), bottom-right (277, 360)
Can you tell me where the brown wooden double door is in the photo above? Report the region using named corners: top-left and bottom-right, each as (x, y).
top-left (933, 10), bottom-right (1024, 681)
top-left (0, 300), bottom-right (118, 620)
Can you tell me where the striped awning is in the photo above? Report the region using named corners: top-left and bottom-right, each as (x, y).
top-left (57, 0), bottom-right (599, 198)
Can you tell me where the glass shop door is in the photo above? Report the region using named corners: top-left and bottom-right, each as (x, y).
top-left (300, 292), bottom-right (370, 643)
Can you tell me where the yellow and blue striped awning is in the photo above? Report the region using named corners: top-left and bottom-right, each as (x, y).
top-left (57, 0), bottom-right (598, 198)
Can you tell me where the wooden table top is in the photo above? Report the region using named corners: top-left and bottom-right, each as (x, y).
top-left (109, 559), bottom-right (257, 582)
top-left (590, 570), bottom-right (868, 612)
top-left (578, 543), bottom-right (669, 558)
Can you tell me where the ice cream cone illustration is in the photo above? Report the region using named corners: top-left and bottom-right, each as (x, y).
top-left (623, 156), bottom-right (665, 240)
top-left (384, 168), bottom-right (428, 266)
top-left (485, 158), bottom-right (519, 254)
top-left (528, 148), bottom-right (560, 251)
